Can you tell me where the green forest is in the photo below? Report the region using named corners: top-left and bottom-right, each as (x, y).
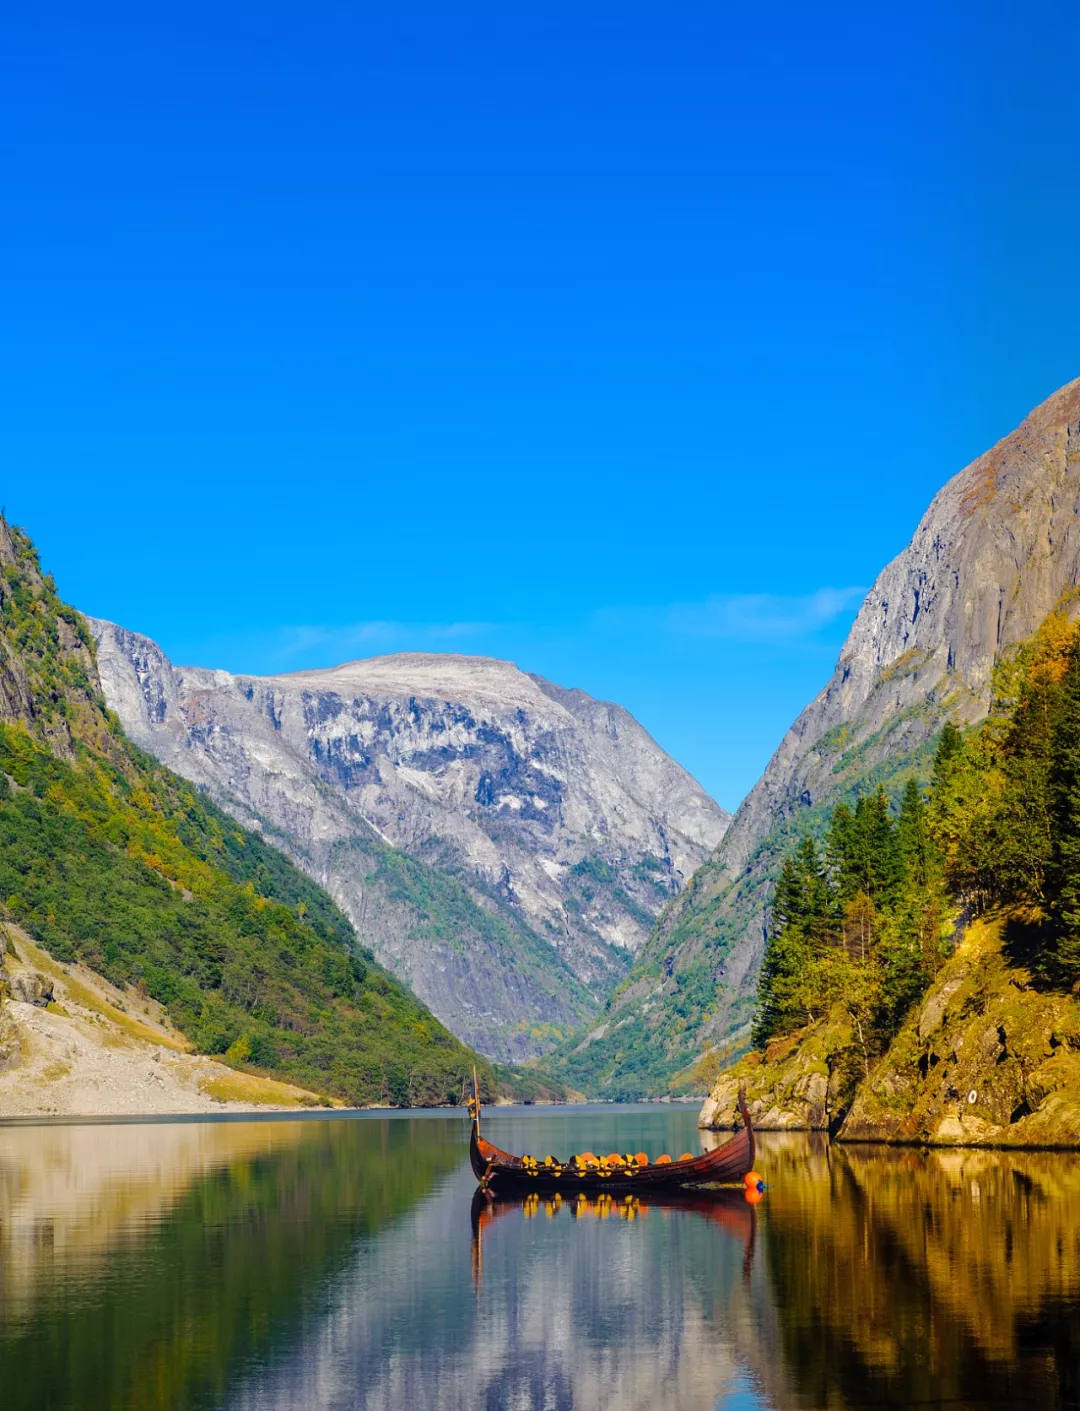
top-left (0, 520), bottom-right (494, 1105)
top-left (755, 613), bottom-right (1080, 1067)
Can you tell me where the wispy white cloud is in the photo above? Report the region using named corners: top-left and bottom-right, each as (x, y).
top-left (271, 619), bottom-right (495, 661)
top-left (261, 588), bottom-right (865, 667)
top-left (595, 587), bottom-right (867, 644)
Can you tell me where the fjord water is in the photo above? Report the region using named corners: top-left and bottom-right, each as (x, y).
top-left (1, 1109), bottom-right (1078, 1411)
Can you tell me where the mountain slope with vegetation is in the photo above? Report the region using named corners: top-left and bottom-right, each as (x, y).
top-left (91, 623), bottom-right (728, 1061)
top-left (701, 614), bottom-right (1080, 1146)
top-left (553, 377), bottom-right (1080, 1096)
top-left (0, 517), bottom-right (496, 1107)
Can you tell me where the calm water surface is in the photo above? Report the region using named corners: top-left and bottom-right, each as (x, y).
top-left (1, 1105), bottom-right (1078, 1411)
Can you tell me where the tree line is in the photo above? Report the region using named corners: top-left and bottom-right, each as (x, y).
top-left (754, 613), bottom-right (1080, 1056)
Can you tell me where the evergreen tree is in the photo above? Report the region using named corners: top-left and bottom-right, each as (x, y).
top-left (897, 776), bottom-right (932, 888)
top-left (770, 854), bottom-right (805, 934)
top-left (753, 835), bottom-right (829, 1047)
top-left (793, 834), bottom-right (831, 946)
top-left (931, 722), bottom-right (964, 795)
top-left (1045, 636), bottom-right (1080, 983)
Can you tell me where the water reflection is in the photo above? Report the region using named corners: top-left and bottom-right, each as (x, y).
top-left (470, 1186), bottom-right (757, 1293)
top-left (752, 1134), bottom-right (1080, 1410)
top-left (0, 1116), bottom-right (464, 1411)
top-left (0, 1113), bottom-right (1078, 1411)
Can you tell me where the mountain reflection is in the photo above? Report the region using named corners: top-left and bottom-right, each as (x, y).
top-left (750, 1134), bottom-right (1080, 1411)
top-left (234, 1167), bottom-right (760, 1411)
top-left (0, 1116), bottom-right (465, 1411)
top-left (1, 1116), bottom-right (1078, 1411)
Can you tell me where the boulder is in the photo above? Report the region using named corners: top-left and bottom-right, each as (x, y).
top-left (11, 972), bottom-right (54, 1008)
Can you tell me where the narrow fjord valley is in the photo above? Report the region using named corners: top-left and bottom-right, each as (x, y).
top-left (551, 378), bottom-right (1080, 1147)
top-left (4, 381), bottom-right (1080, 1141)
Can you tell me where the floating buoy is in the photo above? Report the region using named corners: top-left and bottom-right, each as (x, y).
top-left (743, 1169), bottom-right (763, 1189)
top-left (745, 1186), bottom-right (764, 1205)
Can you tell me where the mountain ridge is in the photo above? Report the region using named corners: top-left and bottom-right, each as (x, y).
top-left (91, 626), bottom-right (729, 1061)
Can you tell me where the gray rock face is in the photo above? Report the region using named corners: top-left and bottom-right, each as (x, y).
top-left (90, 630), bottom-right (729, 1061)
top-left (11, 972), bottom-right (54, 1008)
top-left (584, 377), bottom-right (1080, 1088)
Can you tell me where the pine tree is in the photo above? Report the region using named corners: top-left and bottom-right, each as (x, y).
top-left (770, 854), bottom-right (805, 934)
top-left (897, 776), bottom-right (932, 889)
top-left (753, 835), bottom-right (828, 1047)
top-left (931, 722), bottom-right (964, 795)
top-left (793, 834), bottom-right (831, 947)
top-left (1045, 636), bottom-right (1080, 983)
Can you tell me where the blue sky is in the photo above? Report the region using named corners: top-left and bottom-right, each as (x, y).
top-left (3, 2), bottom-right (1079, 810)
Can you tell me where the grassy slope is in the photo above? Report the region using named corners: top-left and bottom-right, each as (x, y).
top-left (0, 519), bottom-right (496, 1105)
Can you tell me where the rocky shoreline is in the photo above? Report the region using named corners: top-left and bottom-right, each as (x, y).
top-left (699, 914), bottom-right (1080, 1150)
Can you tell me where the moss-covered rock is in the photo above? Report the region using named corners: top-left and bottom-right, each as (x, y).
top-left (840, 915), bottom-right (1080, 1148)
top-left (698, 1010), bottom-right (864, 1131)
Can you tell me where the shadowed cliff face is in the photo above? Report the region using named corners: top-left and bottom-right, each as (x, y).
top-left (89, 634), bottom-right (728, 1061)
top-left (566, 378), bottom-right (1080, 1093)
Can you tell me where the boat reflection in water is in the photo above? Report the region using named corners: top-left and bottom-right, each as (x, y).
top-left (4, 1115), bottom-right (1080, 1410)
top-left (470, 1184), bottom-right (758, 1294)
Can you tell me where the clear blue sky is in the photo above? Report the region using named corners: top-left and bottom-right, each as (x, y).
top-left (3, 2), bottom-right (1078, 810)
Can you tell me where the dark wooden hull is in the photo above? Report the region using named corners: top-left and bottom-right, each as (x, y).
top-left (468, 1090), bottom-right (755, 1194)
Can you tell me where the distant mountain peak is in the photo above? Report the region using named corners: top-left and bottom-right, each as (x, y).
top-left (92, 623), bottom-right (730, 1062)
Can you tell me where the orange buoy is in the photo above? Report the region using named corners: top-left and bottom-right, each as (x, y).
top-left (744, 1186), bottom-right (764, 1205)
top-left (678, 1153), bottom-right (693, 1162)
top-left (605, 1152), bottom-right (623, 1166)
top-left (634, 1152), bottom-right (648, 1166)
top-left (655, 1154), bottom-right (672, 1165)
top-left (744, 1169), bottom-right (763, 1189)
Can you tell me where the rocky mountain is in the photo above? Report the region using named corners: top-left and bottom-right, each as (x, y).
top-left (556, 376), bottom-right (1080, 1095)
top-left (90, 631), bottom-right (730, 1061)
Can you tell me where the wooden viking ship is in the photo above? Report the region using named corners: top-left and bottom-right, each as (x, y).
top-left (467, 1071), bottom-right (755, 1194)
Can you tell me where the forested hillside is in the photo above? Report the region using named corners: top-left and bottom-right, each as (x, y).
top-left (702, 612), bottom-right (1080, 1139)
top-left (0, 518), bottom-right (495, 1105)
top-left (757, 613), bottom-right (1080, 1056)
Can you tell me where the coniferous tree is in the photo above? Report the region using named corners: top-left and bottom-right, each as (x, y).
top-left (931, 722), bottom-right (964, 793)
top-left (753, 836), bottom-right (829, 1047)
top-left (897, 776), bottom-right (931, 888)
top-left (1045, 636), bottom-right (1080, 983)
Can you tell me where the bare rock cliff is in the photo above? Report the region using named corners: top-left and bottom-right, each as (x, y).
top-left (90, 632), bottom-right (728, 1061)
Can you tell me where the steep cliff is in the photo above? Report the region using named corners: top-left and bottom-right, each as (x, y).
top-left (560, 377), bottom-right (1080, 1094)
top-left (90, 630), bottom-right (729, 1060)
